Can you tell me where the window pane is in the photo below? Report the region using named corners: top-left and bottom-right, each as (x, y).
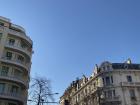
top-left (0, 83), bottom-right (5, 93)
top-left (106, 77), bottom-right (110, 85)
top-left (127, 76), bottom-right (132, 82)
top-left (113, 90), bottom-right (116, 96)
top-left (1, 66), bottom-right (9, 76)
top-left (0, 33), bottom-right (2, 42)
top-left (14, 69), bottom-right (22, 79)
top-left (9, 38), bottom-right (15, 45)
top-left (11, 85), bottom-right (19, 95)
top-left (108, 90), bottom-right (112, 98)
top-left (17, 55), bottom-right (24, 63)
top-left (111, 76), bottom-right (113, 83)
top-left (0, 22), bottom-right (4, 26)
top-left (129, 89), bottom-right (136, 100)
top-left (6, 52), bottom-right (12, 60)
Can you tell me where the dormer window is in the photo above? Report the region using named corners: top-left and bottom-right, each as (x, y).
top-left (124, 64), bottom-right (128, 69)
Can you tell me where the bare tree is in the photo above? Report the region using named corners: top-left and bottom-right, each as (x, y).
top-left (28, 76), bottom-right (54, 105)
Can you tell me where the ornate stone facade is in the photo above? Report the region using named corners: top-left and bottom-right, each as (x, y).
top-left (60, 59), bottom-right (140, 105)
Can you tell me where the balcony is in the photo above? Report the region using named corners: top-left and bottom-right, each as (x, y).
top-left (104, 96), bottom-right (119, 102)
top-left (120, 82), bottom-right (140, 87)
top-left (0, 74), bottom-right (28, 87)
top-left (11, 24), bottom-right (25, 33)
top-left (5, 43), bottom-right (32, 57)
top-left (0, 57), bottom-right (30, 71)
top-left (8, 27), bottom-right (32, 44)
top-left (100, 96), bottom-right (121, 104)
top-left (0, 92), bottom-right (25, 104)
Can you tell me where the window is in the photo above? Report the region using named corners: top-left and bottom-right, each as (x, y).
top-left (111, 76), bottom-right (113, 83)
top-left (105, 76), bottom-right (110, 85)
top-left (21, 41), bottom-right (27, 49)
top-left (104, 91), bottom-right (107, 98)
top-left (127, 75), bottom-right (132, 82)
top-left (6, 52), bottom-right (12, 60)
top-left (64, 100), bottom-right (69, 105)
top-left (107, 65), bottom-right (110, 70)
top-left (11, 85), bottom-right (19, 95)
top-left (8, 38), bottom-right (15, 46)
top-left (108, 90), bottom-right (112, 99)
top-left (1, 66), bottom-right (9, 76)
top-left (129, 89), bottom-right (136, 100)
top-left (0, 83), bottom-right (5, 93)
top-left (93, 82), bottom-right (96, 88)
top-left (17, 55), bottom-right (24, 63)
top-left (0, 33), bottom-right (2, 42)
top-left (14, 69), bottom-right (22, 78)
top-left (78, 94), bottom-right (80, 101)
top-left (85, 88), bottom-right (87, 95)
top-left (102, 78), bottom-right (105, 85)
top-left (103, 67), bottom-right (105, 70)
top-left (0, 22), bottom-right (4, 26)
top-left (113, 90), bottom-right (116, 97)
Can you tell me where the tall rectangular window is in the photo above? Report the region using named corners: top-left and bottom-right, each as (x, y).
top-left (106, 76), bottom-right (110, 85)
top-left (108, 90), bottom-right (112, 99)
top-left (17, 55), bottom-right (24, 63)
top-left (0, 33), bottom-right (2, 42)
top-left (127, 75), bottom-right (132, 82)
top-left (1, 66), bottom-right (9, 76)
top-left (129, 89), bottom-right (136, 100)
top-left (0, 83), bottom-right (5, 93)
top-left (6, 52), bottom-right (12, 60)
top-left (113, 90), bottom-right (116, 97)
top-left (102, 78), bottom-right (105, 85)
top-left (111, 76), bottom-right (113, 83)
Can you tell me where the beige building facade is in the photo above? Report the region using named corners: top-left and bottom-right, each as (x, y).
top-left (60, 59), bottom-right (140, 105)
top-left (0, 16), bottom-right (33, 105)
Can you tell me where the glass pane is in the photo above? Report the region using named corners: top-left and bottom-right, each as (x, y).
top-left (0, 83), bottom-right (5, 93)
top-left (9, 38), bottom-right (15, 45)
top-left (106, 76), bottom-right (110, 85)
top-left (1, 66), bottom-right (9, 76)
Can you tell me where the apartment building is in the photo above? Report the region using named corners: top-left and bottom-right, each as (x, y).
top-left (0, 16), bottom-right (33, 105)
top-left (60, 59), bottom-right (140, 105)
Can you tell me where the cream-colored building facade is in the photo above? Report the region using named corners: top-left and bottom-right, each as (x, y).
top-left (60, 59), bottom-right (140, 105)
top-left (0, 16), bottom-right (33, 105)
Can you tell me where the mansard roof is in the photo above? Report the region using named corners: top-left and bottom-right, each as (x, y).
top-left (112, 63), bottom-right (140, 70)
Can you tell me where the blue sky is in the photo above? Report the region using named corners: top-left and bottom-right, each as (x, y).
top-left (1, 0), bottom-right (140, 102)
